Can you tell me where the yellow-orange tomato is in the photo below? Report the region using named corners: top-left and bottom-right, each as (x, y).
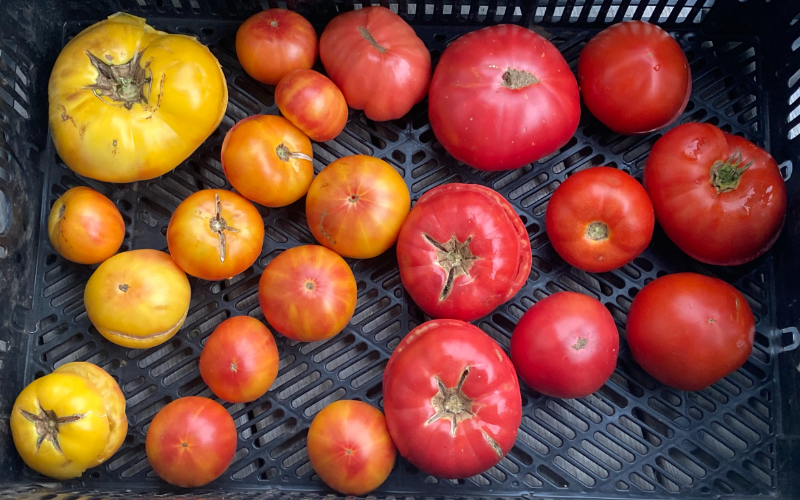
top-left (306, 155), bottom-right (410, 259)
top-left (258, 245), bottom-right (357, 342)
top-left (48, 186), bottom-right (125, 264)
top-left (84, 249), bottom-right (191, 349)
top-left (221, 115), bottom-right (314, 208)
top-left (11, 362), bottom-right (127, 479)
top-left (308, 400), bottom-right (396, 495)
top-left (276, 69), bottom-right (348, 142)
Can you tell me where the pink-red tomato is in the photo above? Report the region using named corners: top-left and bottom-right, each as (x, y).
top-left (276, 69), bottom-right (348, 142)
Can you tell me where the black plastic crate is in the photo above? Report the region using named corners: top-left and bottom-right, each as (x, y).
top-left (1, 0), bottom-right (800, 499)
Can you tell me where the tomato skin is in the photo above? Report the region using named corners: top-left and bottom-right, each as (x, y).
top-left (643, 123), bottom-right (787, 266)
top-left (578, 21), bottom-right (690, 135)
top-left (510, 292), bottom-right (618, 399)
top-left (320, 6), bottom-right (431, 121)
top-left (429, 24), bottom-right (580, 171)
top-left (236, 9), bottom-right (318, 85)
top-left (199, 316), bottom-right (280, 403)
top-left (545, 167), bottom-right (654, 273)
top-left (627, 273), bottom-right (755, 392)
top-left (276, 69), bottom-right (348, 142)
top-left (397, 183), bottom-right (531, 322)
top-left (307, 400), bottom-right (396, 495)
top-left (383, 319), bottom-right (522, 479)
top-left (146, 396), bottom-right (237, 488)
top-left (48, 186), bottom-right (125, 265)
top-left (258, 245), bottom-right (357, 342)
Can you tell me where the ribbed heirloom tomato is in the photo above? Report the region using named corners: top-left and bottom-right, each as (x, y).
top-left (276, 69), bottom-right (348, 142)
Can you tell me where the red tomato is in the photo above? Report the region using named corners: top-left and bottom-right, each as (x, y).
top-left (276, 69), bottom-right (348, 142)
top-left (545, 167), bottom-right (654, 273)
top-left (145, 396), bottom-right (237, 488)
top-left (396, 183), bottom-right (531, 322)
top-left (428, 24), bottom-right (580, 171)
top-left (643, 123), bottom-right (787, 266)
top-left (578, 20), bottom-right (691, 135)
top-left (320, 6), bottom-right (431, 121)
top-left (627, 273), bottom-right (755, 391)
top-left (236, 9), bottom-right (318, 85)
top-left (167, 189), bottom-right (264, 281)
top-left (199, 316), bottom-right (280, 403)
top-left (510, 292), bottom-right (619, 399)
top-left (221, 115), bottom-right (314, 208)
top-left (307, 400), bottom-right (396, 495)
top-left (383, 319), bottom-right (522, 479)
top-left (258, 245), bottom-right (357, 342)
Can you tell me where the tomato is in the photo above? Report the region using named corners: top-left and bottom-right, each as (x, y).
top-left (221, 115), bottom-right (314, 208)
top-left (320, 6), bottom-right (431, 121)
top-left (396, 183), bottom-right (531, 322)
top-left (307, 400), bottom-right (396, 495)
top-left (236, 9), bottom-right (318, 85)
top-left (258, 245), bottom-right (357, 342)
top-left (578, 20), bottom-right (690, 135)
top-left (84, 249), bottom-right (191, 349)
top-left (428, 24), bottom-right (580, 171)
top-left (306, 155), bottom-right (410, 259)
top-left (146, 396), bottom-right (237, 488)
top-left (627, 273), bottom-right (755, 391)
top-left (276, 69), bottom-right (348, 142)
top-left (49, 13), bottom-right (227, 183)
top-left (167, 189), bottom-right (265, 281)
top-left (11, 362), bottom-right (127, 479)
top-left (48, 186), bottom-right (125, 265)
top-left (510, 292), bottom-right (618, 399)
top-left (199, 316), bottom-right (279, 403)
top-left (545, 167), bottom-right (654, 273)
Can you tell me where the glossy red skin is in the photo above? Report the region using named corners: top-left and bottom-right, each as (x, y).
top-left (545, 167), bottom-right (654, 273)
top-left (396, 183), bottom-right (531, 322)
top-left (145, 396), bottom-right (237, 488)
top-left (627, 273), bottom-right (755, 392)
top-left (276, 69), bottom-right (348, 142)
top-left (320, 6), bottom-right (431, 121)
top-left (578, 20), bottom-right (691, 134)
top-left (510, 292), bottom-right (619, 399)
top-left (429, 24), bottom-right (580, 171)
top-left (643, 123), bottom-right (787, 266)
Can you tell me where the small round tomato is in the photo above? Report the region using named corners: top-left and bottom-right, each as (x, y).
top-left (396, 183), bottom-right (531, 322)
top-left (221, 115), bottom-right (314, 208)
top-left (236, 9), bottom-right (318, 85)
top-left (167, 189), bottom-right (265, 281)
top-left (258, 245), bottom-right (357, 342)
top-left (84, 249), bottom-right (191, 349)
top-left (545, 167), bottom-right (654, 273)
top-left (627, 273), bottom-right (755, 391)
top-left (308, 400), bottom-right (396, 495)
top-left (146, 396), bottom-right (237, 488)
top-left (48, 186), bottom-right (125, 265)
top-left (199, 316), bottom-right (280, 403)
top-left (306, 155), bottom-right (410, 259)
top-left (510, 292), bottom-right (619, 399)
top-left (276, 69), bottom-right (348, 142)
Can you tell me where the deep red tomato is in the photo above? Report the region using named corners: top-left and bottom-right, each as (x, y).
top-left (236, 9), bottom-right (318, 85)
top-left (643, 123), bottom-right (787, 266)
top-left (428, 24), bottom-right (580, 171)
top-left (545, 167), bottom-right (654, 273)
top-left (578, 20), bottom-right (691, 135)
top-left (627, 273), bottom-right (755, 392)
top-left (145, 396), bottom-right (237, 488)
top-left (276, 69), bottom-right (348, 142)
top-left (510, 292), bottom-right (619, 399)
top-left (383, 319), bottom-right (522, 479)
top-left (199, 316), bottom-right (280, 404)
top-left (307, 400), bottom-right (396, 495)
top-left (396, 183), bottom-right (531, 322)
top-left (319, 6), bottom-right (431, 121)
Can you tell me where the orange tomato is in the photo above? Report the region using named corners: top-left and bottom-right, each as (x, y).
top-left (306, 155), bottom-right (410, 259)
top-left (276, 69), bottom-right (348, 142)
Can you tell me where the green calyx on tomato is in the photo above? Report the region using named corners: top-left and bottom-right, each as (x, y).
top-left (710, 152), bottom-right (753, 194)
top-left (85, 51), bottom-right (149, 109)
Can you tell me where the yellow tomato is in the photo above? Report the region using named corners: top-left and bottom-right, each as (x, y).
top-left (48, 12), bottom-right (228, 183)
